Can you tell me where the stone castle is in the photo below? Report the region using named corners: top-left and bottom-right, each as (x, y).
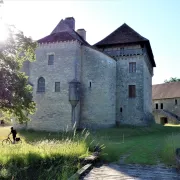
top-left (21, 17), bottom-right (156, 131)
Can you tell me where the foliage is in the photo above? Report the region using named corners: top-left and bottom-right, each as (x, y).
top-left (0, 127), bottom-right (89, 180)
top-left (0, 25), bottom-right (37, 123)
top-left (164, 77), bottom-right (180, 83)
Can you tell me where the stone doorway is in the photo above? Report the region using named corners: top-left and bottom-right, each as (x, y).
top-left (160, 117), bottom-right (168, 125)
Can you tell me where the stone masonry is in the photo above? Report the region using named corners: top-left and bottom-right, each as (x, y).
top-left (152, 82), bottom-right (180, 124)
top-left (18, 17), bottom-right (156, 131)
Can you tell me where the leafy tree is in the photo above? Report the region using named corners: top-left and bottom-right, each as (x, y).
top-left (0, 25), bottom-right (37, 123)
top-left (164, 77), bottom-right (180, 83)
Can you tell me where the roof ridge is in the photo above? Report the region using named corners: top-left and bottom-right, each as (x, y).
top-left (51, 19), bottom-right (71, 34)
top-left (153, 81), bottom-right (180, 86)
top-left (152, 81), bottom-right (180, 99)
top-left (94, 23), bottom-right (148, 46)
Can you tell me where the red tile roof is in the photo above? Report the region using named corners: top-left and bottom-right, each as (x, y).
top-left (152, 82), bottom-right (180, 100)
top-left (95, 23), bottom-right (156, 67)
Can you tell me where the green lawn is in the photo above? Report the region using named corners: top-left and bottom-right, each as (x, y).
top-left (0, 127), bottom-right (89, 180)
top-left (0, 124), bottom-right (180, 179)
top-left (88, 124), bottom-right (180, 166)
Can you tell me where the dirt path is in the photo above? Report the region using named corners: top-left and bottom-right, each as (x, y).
top-left (82, 163), bottom-right (180, 180)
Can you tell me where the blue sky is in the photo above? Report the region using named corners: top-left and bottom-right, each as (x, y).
top-left (1, 0), bottom-right (180, 84)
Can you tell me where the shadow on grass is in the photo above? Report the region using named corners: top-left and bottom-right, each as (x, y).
top-left (18, 129), bottom-right (78, 143)
top-left (0, 152), bottom-right (79, 180)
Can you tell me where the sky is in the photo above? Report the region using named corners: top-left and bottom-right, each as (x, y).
top-left (0, 0), bottom-right (180, 85)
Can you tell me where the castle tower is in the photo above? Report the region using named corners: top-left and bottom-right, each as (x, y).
top-left (95, 23), bottom-right (156, 125)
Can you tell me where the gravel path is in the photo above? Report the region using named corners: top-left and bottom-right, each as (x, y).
top-left (82, 163), bottom-right (180, 180)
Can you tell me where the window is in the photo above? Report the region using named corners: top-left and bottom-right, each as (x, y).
top-left (129, 62), bottom-right (136, 73)
top-left (120, 107), bottom-right (123, 112)
top-left (48, 54), bottom-right (54, 65)
top-left (37, 77), bottom-right (45, 92)
top-left (175, 99), bottom-right (177, 105)
top-left (89, 81), bottom-right (92, 88)
top-left (156, 103), bottom-right (158, 109)
top-left (129, 85), bottom-right (136, 98)
top-left (161, 103), bottom-right (163, 109)
top-left (55, 82), bottom-right (60, 92)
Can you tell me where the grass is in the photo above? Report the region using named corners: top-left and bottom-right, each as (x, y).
top-left (0, 127), bottom-right (89, 180)
top-left (0, 124), bottom-right (180, 179)
top-left (88, 124), bottom-right (180, 166)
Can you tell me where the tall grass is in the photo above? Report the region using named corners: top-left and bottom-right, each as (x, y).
top-left (160, 133), bottom-right (180, 165)
top-left (0, 128), bottom-right (90, 180)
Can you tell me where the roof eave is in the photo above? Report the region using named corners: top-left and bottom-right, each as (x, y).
top-left (95, 40), bottom-right (156, 67)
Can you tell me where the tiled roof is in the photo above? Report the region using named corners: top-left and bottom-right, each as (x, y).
top-left (152, 82), bottom-right (180, 100)
top-left (37, 30), bottom-right (90, 46)
top-left (95, 23), bottom-right (148, 45)
top-left (95, 23), bottom-right (156, 67)
top-left (37, 18), bottom-right (90, 46)
top-left (37, 31), bottom-right (76, 44)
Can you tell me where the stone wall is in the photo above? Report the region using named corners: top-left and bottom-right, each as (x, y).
top-left (19, 41), bottom-right (154, 131)
top-left (153, 98), bottom-right (180, 115)
top-left (100, 45), bottom-right (153, 126)
top-left (27, 41), bottom-right (81, 131)
top-left (116, 55), bottom-right (145, 125)
top-left (80, 46), bottom-right (116, 128)
top-left (153, 98), bottom-right (180, 124)
top-left (153, 112), bottom-right (179, 124)
top-left (143, 53), bottom-right (154, 124)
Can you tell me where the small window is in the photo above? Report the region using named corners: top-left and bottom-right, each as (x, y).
top-left (129, 62), bottom-right (136, 73)
top-left (129, 85), bottom-right (136, 98)
top-left (89, 81), bottom-right (92, 88)
top-left (161, 103), bottom-right (163, 109)
top-left (120, 107), bottom-right (123, 112)
top-left (37, 77), bottom-right (45, 92)
top-left (55, 82), bottom-right (60, 92)
top-left (175, 99), bottom-right (177, 105)
top-left (48, 54), bottom-right (54, 65)
top-left (156, 103), bottom-right (158, 109)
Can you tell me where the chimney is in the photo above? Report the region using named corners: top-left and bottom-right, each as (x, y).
top-left (77, 29), bottom-right (86, 40)
top-left (64, 17), bottom-right (75, 30)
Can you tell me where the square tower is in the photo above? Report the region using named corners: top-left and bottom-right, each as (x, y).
top-left (95, 23), bottom-right (156, 125)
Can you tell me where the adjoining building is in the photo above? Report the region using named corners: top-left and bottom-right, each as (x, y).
top-left (152, 82), bottom-right (180, 125)
top-left (19, 17), bottom-right (156, 131)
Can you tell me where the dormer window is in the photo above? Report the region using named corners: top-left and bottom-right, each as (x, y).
top-left (48, 54), bottom-right (54, 65)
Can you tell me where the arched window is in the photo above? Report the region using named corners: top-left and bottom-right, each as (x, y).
top-left (37, 77), bottom-right (45, 92)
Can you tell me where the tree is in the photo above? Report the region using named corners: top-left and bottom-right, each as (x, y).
top-left (0, 25), bottom-right (37, 123)
top-left (164, 77), bottom-right (180, 83)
